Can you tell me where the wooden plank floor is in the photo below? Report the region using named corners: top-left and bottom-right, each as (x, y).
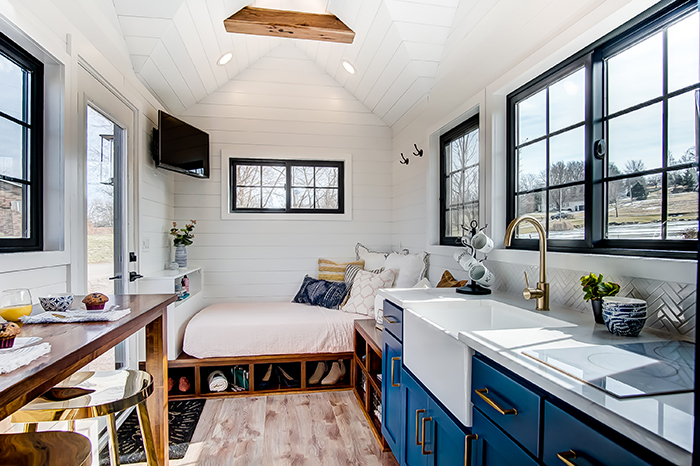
top-left (169, 391), bottom-right (399, 466)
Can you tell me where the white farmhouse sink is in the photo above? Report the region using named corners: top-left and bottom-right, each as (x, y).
top-left (403, 299), bottom-right (575, 426)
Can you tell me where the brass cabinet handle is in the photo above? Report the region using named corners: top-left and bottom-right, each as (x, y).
top-left (475, 388), bottom-right (517, 415)
top-left (390, 357), bottom-right (400, 387)
top-left (384, 316), bottom-right (398, 324)
top-left (557, 450), bottom-right (578, 466)
top-left (415, 409), bottom-right (425, 445)
top-left (464, 434), bottom-right (478, 466)
top-left (421, 416), bottom-right (433, 455)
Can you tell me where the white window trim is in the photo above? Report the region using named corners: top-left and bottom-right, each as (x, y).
top-left (220, 150), bottom-right (353, 221)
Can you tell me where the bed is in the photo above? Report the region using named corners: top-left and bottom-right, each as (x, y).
top-left (182, 301), bottom-right (365, 359)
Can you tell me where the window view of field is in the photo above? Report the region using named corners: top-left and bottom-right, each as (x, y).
top-left (514, 11), bottom-right (699, 243)
top-left (516, 164), bottom-right (698, 240)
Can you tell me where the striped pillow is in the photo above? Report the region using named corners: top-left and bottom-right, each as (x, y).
top-left (345, 264), bottom-right (383, 284)
top-left (318, 259), bottom-right (365, 282)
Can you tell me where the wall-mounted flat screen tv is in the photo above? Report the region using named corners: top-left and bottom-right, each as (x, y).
top-left (153, 110), bottom-right (210, 179)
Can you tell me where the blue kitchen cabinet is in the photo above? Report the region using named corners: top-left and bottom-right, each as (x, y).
top-left (382, 328), bottom-right (404, 462)
top-left (471, 356), bottom-right (541, 457)
top-left (543, 401), bottom-right (656, 466)
top-left (403, 369), bottom-right (469, 466)
top-left (471, 408), bottom-right (539, 466)
top-left (404, 368), bottom-right (430, 466)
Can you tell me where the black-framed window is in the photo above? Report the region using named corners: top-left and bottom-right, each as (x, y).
top-left (0, 32), bottom-right (43, 252)
top-left (440, 114), bottom-right (479, 245)
top-left (507, 0), bottom-right (699, 258)
top-left (230, 158), bottom-right (344, 213)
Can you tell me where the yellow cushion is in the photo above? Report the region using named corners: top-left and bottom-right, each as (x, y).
top-left (318, 259), bottom-right (364, 282)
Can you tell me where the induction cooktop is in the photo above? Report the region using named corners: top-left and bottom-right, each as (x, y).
top-left (522, 340), bottom-right (694, 399)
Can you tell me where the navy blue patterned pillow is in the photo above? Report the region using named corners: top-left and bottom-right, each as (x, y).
top-left (292, 276), bottom-right (349, 310)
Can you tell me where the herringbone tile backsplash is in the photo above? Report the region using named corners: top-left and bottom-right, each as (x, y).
top-left (485, 261), bottom-right (696, 337)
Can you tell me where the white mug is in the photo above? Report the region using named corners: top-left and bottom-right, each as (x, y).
top-left (469, 263), bottom-right (495, 287)
top-left (471, 231), bottom-right (494, 253)
top-left (453, 251), bottom-right (479, 273)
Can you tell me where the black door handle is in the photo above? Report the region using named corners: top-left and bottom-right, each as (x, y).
top-left (129, 272), bottom-right (144, 282)
top-left (108, 275), bottom-right (122, 280)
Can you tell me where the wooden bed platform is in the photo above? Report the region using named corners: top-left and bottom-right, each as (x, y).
top-left (166, 351), bottom-right (354, 400)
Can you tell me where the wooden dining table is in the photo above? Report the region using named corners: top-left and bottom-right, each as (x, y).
top-left (0, 294), bottom-right (177, 466)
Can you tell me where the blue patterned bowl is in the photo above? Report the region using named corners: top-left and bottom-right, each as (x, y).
top-left (39, 294), bottom-right (74, 312)
top-left (602, 297), bottom-right (647, 336)
top-left (602, 308), bottom-right (647, 319)
top-left (602, 296), bottom-right (646, 308)
top-left (603, 314), bottom-right (647, 337)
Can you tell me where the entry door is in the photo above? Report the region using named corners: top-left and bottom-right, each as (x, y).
top-left (77, 64), bottom-right (138, 371)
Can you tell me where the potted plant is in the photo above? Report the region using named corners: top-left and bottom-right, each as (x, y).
top-left (170, 220), bottom-right (196, 268)
top-left (580, 272), bottom-right (621, 324)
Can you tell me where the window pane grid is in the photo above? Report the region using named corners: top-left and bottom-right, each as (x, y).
top-left (513, 66), bottom-right (587, 239)
top-left (507, 3), bottom-right (698, 256)
top-left (231, 159), bottom-right (343, 213)
top-left (440, 118), bottom-right (479, 244)
top-left (0, 39), bottom-right (42, 249)
top-left (603, 11), bottom-right (699, 241)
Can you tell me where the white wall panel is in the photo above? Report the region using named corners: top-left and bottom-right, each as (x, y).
top-left (173, 45), bottom-right (392, 304)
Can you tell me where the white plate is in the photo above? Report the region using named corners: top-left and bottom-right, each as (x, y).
top-left (0, 336), bottom-right (43, 351)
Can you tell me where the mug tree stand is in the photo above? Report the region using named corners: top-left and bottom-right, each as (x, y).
top-left (456, 282), bottom-right (492, 295)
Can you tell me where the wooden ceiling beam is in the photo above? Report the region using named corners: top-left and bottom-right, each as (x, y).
top-left (223, 7), bottom-right (355, 44)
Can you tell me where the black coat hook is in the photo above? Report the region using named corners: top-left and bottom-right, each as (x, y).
top-left (399, 153), bottom-right (410, 165)
top-left (412, 144), bottom-right (423, 157)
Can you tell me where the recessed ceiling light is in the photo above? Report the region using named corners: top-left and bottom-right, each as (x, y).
top-left (341, 59), bottom-right (356, 75)
top-left (217, 52), bottom-right (233, 66)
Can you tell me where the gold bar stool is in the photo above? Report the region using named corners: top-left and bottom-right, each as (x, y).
top-left (11, 370), bottom-right (158, 466)
top-left (0, 431), bottom-right (92, 466)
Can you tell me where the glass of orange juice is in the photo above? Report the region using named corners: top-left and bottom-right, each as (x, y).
top-left (0, 289), bottom-right (33, 322)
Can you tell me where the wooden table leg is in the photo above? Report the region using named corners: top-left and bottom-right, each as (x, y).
top-left (145, 311), bottom-right (168, 466)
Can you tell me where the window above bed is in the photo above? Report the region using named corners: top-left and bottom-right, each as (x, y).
top-left (229, 158), bottom-right (345, 214)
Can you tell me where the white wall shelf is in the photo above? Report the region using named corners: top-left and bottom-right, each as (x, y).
top-left (138, 267), bottom-right (203, 360)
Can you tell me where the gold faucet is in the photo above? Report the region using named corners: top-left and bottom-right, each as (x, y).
top-left (504, 215), bottom-right (549, 311)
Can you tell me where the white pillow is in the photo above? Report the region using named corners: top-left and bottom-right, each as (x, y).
top-left (342, 269), bottom-right (396, 316)
top-left (384, 251), bottom-right (429, 288)
top-left (355, 243), bottom-right (391, 270)
top-left (413, 277), bottom-right (432, 288)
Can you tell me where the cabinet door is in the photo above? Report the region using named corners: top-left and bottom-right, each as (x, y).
top-left (428, 397), bottom-right (468, 466)
top-left (382, 329), bottom-right (404, 462)
top-left (543, 401), bottom-right (655, 466)
top-left (472, 408), bottom-right (539, 466)
top-left (403, 370), bottom-right (430, 466)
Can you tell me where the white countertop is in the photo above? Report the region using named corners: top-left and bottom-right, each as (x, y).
top-left (378, 288), bottom-right (694, 466)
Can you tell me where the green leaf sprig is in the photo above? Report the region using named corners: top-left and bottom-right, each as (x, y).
top-left (580, 272), bottom-right (621, 301)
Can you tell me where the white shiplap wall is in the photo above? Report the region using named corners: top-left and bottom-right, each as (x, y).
top-left (138, 107), bottom-right (176, 275)
top-left (174, 44), bottom-right (393, 304)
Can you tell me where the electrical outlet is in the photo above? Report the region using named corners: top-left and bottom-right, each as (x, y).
top-left (142, 238), bottom-right (150, 251)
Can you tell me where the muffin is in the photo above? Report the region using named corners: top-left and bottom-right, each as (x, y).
top-left (0, 322), bottom-right (21, 348)
top-left (82, 293), bottom-right (109, 310)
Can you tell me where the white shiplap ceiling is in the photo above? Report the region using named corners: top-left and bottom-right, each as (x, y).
top-left (114, 0), bottom-right (462, 126)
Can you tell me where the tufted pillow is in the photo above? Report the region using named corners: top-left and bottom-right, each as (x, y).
top-left (384, 251), bottom-right (429, 288)
top-left (318, 259), bottom-right (364, 282)
top-left (292, 276), bottom-right (350, 310)
top-left (341, 269), bottom-right (396, 316)
top-left (355, 243), bottom-right (404, 270)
